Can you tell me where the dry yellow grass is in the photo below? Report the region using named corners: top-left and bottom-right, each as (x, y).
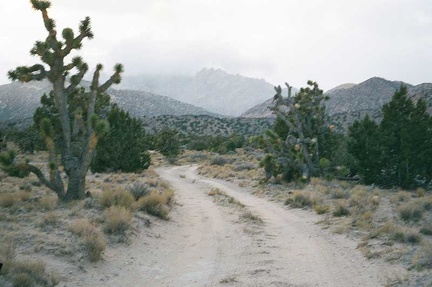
top-left (103, 206), bottom-right (133, 235)
top-left (99, 188), bottom-right (135, 210)
top-left (136, 191), bottom-right (170, 220)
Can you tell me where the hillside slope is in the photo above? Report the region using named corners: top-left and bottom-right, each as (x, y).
top-left (0, 80), bottom-right (215, 123)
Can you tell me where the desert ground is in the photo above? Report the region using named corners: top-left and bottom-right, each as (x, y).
top-left (1, 150), bottom-right (432, 286)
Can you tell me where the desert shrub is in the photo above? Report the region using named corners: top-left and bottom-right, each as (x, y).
top-left (69, 219), bottom-right (106, 261)
top-left (313, 204), bottom-right (330, 214)
top-left (423, 198), bottom-right (432, 211)
top-left (210, 156), bottom-right (229, 166)
top-left (333, 200), bottom-right (350, 217)
top-left (405, 232), bottom-right (422, 244)
top-left (398, 203), bottom-right (423, 222)
top-left (37, 196), bottom-right (58, 211)
top-left (420, 227), bottom-right (432, 236)
top-left (351, 209), bottom-right (375, 229)
top-left (412, 241), bottom-right (432, 269)
top-left (12, 272), bottom-right (34, 287)
top-left (83, 229), bottom-right (106, 262)
top-left (10, 260), bottom-right (51, 287)
top-left (240, 211), bottom-right (263, 223)
top-left (372, 222), bottom-right (421, 244)
top-left (188, 153), bottom-right (208, 162)
top-left (136, 191), bottom-right (170, 220)
top-left (0, 193), bottom-right (18, 208)
top-left (330, 188), bottom-right (348, 199)
top-left (0, 238), bottom-right (16, 275)
top-left (392, 191), bottom-right (412, 203)
top-left (416, 187), bottom-right (426, 197)
top-left (285, 191), bottom-right (315, 208)
top-left (103, 206), bottom-right (133, 234)
top-left (127, 181), bottom-right (150, 200)
top-left (41, 212), bottom-right (58, 226)
top-left (234, 162), bottom-right (255, 171)
top-left (99, 189), bottom-right (134, 210)
top-left (69, 219), bottom-right (95, 236)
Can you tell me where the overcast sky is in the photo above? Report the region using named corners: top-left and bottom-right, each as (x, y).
top-left (1, 0), bottom-right (431, 91)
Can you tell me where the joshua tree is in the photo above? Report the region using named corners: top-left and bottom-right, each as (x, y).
top-left (261, 81), bottom-right (330, 181)
top-left (0, 0), bottom-right (124, 201)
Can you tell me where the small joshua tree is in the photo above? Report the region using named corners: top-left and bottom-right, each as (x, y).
top-left (0, 0), bottom-right (124, 201)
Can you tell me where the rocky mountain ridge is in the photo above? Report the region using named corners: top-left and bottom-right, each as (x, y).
top-left (119, 68), bottom-right (277, 117)
top-left (241, 77), bottom-right (432, 129)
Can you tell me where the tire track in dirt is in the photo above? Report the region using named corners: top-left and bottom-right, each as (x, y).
top-left (156, 165), bottom-right (391, 286)
top-left (64, 165), bottom-right (397, 286)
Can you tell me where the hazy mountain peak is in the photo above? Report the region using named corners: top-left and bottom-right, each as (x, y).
top-left (120, 67), bottom-right (277, 116)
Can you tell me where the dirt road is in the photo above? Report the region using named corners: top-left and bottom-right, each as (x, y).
top-left (67, 165), bottom-right (394, 286)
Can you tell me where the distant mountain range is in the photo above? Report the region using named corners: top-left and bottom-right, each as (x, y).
top-left (1, 73), bottom-right (431, 134)
top-left (119, 68), bottom-right (277, 117)
top-left (0, 80), bottom-right (215, 123)
top-left (241, 77), bottom-right (432, 129)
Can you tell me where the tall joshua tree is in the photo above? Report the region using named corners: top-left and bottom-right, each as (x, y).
top-left (261, 81), bottom-right (330, 182)
top-left (1, 0), bottom-right (124, 201)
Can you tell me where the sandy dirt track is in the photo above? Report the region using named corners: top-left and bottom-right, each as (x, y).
top-left (65, 165), bottom-right (396, 287)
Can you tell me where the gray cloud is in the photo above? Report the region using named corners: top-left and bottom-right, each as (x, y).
top-left (1, 0), bottom-right (431, 91)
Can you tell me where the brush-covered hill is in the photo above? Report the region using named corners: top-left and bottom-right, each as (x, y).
top-left (119, 68), bottom-right (277, 117)
top-left (0, 80), bottom-right (215, 124)
top-left (143, 114), bottom-right (273, 137)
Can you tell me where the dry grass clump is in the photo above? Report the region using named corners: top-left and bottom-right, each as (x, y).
top-left (40, 211), bottom-right (58, 227)
top-left (416, 188), bottom-right (426, 198)
top-left (0, 191), bottom-right (32, 208)
top-left (103, 206), bottom-right (133, 235)
top-left (330, 187), bottom-right (349, 199)
top-left (412, 241), bottom-right (432, 270)
top-left (69, 219), bottom-right (106, 261)
top-left (351, 209), bottom-right (375, 229)
top-left (333, 200), bottom-right (350, 217)
top-left (0, 239), bottom-right (57, 286)
top-left (37, 195), bottom-right (58, 211)
top-left (210, 156), bottom-right (231, 166)
top-left (398, 202), bottom-right (424, 222)
top-left (208, 188), bottom-right (223, 196)
top-left (240, 211), bottom-right (263, 224)
top-left (390, 191), bottom-right (412, 203)
top-left (420, 225), bottom-right (432, 236)
top-left (99, 188), bottom-right (135, 210)
top-left (136, 191), bottom-right (171, 220)
top-left (127, 181), bottom-right (150, 200)
top-left (313, 204), bottom-right (330, 214)
top-left (83, 230), bottom-right (106, 262)
top-left (370, 222), bottom-right (421, 244)
top-left (285, 191), bottom-right (317, 208)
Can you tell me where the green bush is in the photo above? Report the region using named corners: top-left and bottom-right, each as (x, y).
top-left (91, 105), bottom-right (150, 173)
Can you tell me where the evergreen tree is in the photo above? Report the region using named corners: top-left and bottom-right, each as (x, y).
top-left (380, 86), bottom-right (432, 188)
top-left (0, 0), bottom-right (123, 201)
top-left (348, 85), bottom-right (432, 188)
top-left (348, 115), bottom-right (381, 184)
top-left (154, 128), bottom-right (181, 160)
top-left (91, 105), bottom-right (150, 173)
